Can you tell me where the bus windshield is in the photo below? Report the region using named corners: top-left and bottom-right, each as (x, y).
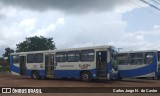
top-left (111, 47), bottom-right (118, 69)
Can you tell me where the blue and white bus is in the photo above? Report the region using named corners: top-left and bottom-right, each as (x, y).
top-left (117, 50), bottom-right (160, 79)
top-left (10, 45), bottom-right (118, 81)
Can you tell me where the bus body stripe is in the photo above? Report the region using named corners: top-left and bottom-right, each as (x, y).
top-left (10, 64), bottom-right (45, 77)
top-left (118, 52), bottom-right (158, 78)
top-left (54, 69), bottom-right (96, 79)
top-left (119, 63), bottom-right (156, 78)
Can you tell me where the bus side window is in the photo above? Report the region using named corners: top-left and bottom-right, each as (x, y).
top-left (81, 49), bottom-right (94, 61)
top-left (117, 53), bottom-right (128, 65)
top-left (35, 53), bottom-right (43, 63)
top-left (56, 52), bottom-right (67, 62)
top-left (68, 51), bottom-right (80, 62)
top-left (130, 53), bottom-right (143, 65)
top-left (144, 52), bottom-right (153, 64)
top-left (27, 54), bottom-right (35, 63)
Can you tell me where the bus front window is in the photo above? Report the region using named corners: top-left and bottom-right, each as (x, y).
top-left (111, 48), bottom-right (118, 71)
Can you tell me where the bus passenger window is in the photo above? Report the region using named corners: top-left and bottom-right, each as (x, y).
top-left (12, 55), bottom-right (20, 63)
top-left (81, 50), bottom-right (94, 61)
top-left (27, 54), bottom-right (35, 63)
top-left (130, 53), bottom-right (143, 65)
top-left (117, 53), bottom-right (128, 65)
top-left (56, 52), bottom-right (67, 62)
top-left (35, 53), bottom-right (43, 63)
top-left (68, 51), bottom-right (80, 62)
top-left (144, 52), bottom-right (153, 64)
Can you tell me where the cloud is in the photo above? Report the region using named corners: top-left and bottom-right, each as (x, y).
top-left (46, 12), bottom-right (127, 49)
top-left (20, 18), bottom-right (37, 32)
top-left (0, 14), bottom-right (5, 19)
top-left (31, 17), bottom-right (65, 36)
top-left (1, 8), bottom-right (158, 54)
top-left (110, 25), bottom-right (160, 51)
top-left (0, 0), bottom-right (132, 14)
top-left (0, 10), bottom-right (6, 19)
top-left (0, 10), bottom-right (127, 49)
top-left (0, 0), bottom-right (158, 56)
top-left (153, 25), bottom-right (160, 31)
top-left (0, 5), bottom-right (17, 18)
top-left (113, 40), bottom-right (160, 51)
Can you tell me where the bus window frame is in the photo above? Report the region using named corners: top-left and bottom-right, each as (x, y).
top-left (27, 54), bottom-right (35, 63)
top-left (35, 53), bottom-right (44, 63)
top-left (129, 52), bottom-right (144, 65)
top-left (67, 51), bottom-right (80, 62)
top-left (80, 49), bottom-right (94, 62)
top-left (144, 52), bottom-right (154, 64)
top-left (117, 53), bottom-right (129, 65)
top-left (56, 52), bottom-right (67, 62)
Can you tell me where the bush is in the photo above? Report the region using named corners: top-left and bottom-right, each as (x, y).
top-left (0, 66), bottom-right (10, 74)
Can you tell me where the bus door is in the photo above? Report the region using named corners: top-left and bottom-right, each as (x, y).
top-left (45, 54), bottom-right (54, 78)
top-left (96, 51), bottom-right (107, 79)
top-left (20, 56), bottom-right (26, 75)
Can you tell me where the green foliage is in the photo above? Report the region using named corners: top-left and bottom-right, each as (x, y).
top-left (0, 57), bottom-right (9, 74)
top-left (2, 47), bottom-right (14, 57)
top-left (16, 36), bottom-right (56, 52)
top-left (2, 47), bottom-right (14, 63)
top-left (0, 57), bottom-right (8, 66)
top-left (0, 57), bottom-right (4, 61)
top-left (0, 66), bottom-right (10, 73)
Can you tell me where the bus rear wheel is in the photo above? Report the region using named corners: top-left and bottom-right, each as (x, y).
top-left (80, 71), bottom-right (92, 82)
top-left (31, 71), bottom-right (40, 79)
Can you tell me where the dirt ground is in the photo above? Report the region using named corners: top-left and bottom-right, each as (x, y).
top-left (0, 74), bottom-right (160, 96)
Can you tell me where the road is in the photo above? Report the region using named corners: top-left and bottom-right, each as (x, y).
top-left (0, 74), bottom-right (160, 96)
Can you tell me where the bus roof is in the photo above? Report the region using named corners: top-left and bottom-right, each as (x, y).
top-left (118, 50), bottom-right (158, 54)
top-left (11, 45), bottom-right (114, 55)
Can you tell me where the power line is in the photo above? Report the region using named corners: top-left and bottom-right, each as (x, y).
top-left (140, 0), bottom-right (160, 11)
top-left (128, 0), bottom-right (160, 16)
top-left (153, 0), bottom-right (160, 5)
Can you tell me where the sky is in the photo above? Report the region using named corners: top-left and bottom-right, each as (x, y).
top-left (0, 0), bottom-right (160, 56)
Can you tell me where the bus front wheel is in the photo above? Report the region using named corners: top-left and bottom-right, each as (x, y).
top-left (80, 71), bottom-right (92, 82)
top-left (31, 71), bottom-right (40, 79)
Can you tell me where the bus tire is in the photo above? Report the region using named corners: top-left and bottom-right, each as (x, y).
top-left (31, 71), bottom-right (40, 79)
top-left (117, 72), bottom-right (122, 80)
top-left (80, 71), bottom-right (92, 82)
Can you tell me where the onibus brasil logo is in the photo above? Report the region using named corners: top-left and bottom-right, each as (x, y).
top-left (2, 88), bottom-right (42, 93)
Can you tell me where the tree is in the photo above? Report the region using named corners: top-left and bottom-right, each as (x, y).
top-left (16, 36), bottom-right (56, 52)
top-left (0, 57), bottom-right (8, 67)
top-left (2, 47), bottom-right (14, 63)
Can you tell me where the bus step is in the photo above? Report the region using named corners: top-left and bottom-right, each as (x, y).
top-left (97, 77), bottom-right (107, 80)
top-left (97, 71), bottom-right (106, 74)
top-left (98, 69), bottom-right (106, 71)
top-left (46, 75), bottom-right (54, 78)
top-left (97, 72), bottom-right (105, 74)
top-left (97, 74), bottom-right (106, 78)
top-left (97, 70), bottom-right (106, 73)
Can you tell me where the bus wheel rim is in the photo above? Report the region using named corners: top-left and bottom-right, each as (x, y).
top-left (83, 74), bottom-right (89, 81)
top-left (33, 72), bottom-right (37, 78)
